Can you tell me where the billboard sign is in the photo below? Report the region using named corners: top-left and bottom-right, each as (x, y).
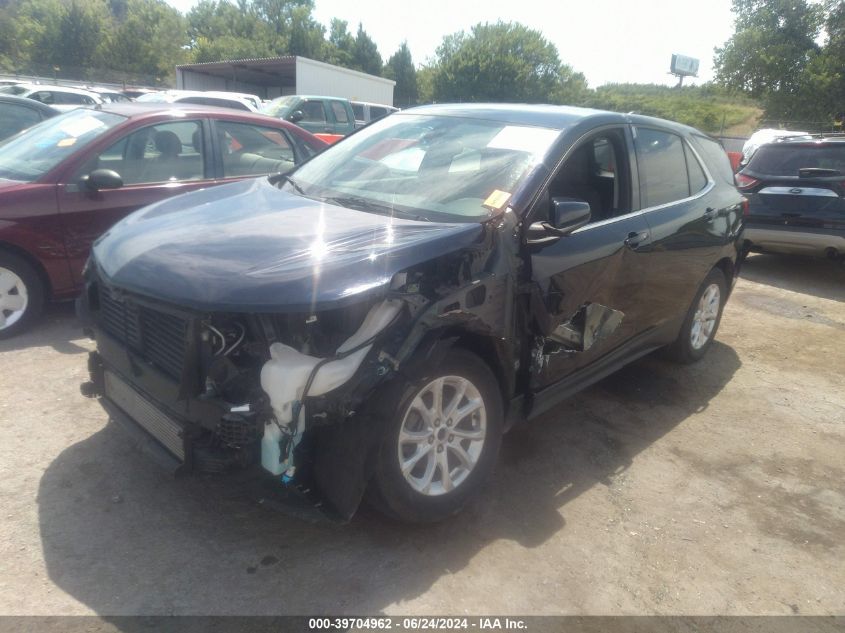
top-left (670, 54), bottom-right (699, 77)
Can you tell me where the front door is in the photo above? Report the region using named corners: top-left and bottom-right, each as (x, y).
top-left (528, 126), bottom-right (653, 388)
top-left (56, 119), bottom-right (215, 284)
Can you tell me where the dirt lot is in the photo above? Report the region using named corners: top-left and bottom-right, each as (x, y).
top-left (0, 253), bottom-right (843, 616)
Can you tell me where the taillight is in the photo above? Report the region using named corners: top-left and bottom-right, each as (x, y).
top-left (742, 198), bottom-right (750, 216)
top-left (735, 173), bottom-right (759, 190)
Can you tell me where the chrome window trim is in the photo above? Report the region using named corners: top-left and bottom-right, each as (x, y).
top-left (571, 129), bottom-right (716, 233)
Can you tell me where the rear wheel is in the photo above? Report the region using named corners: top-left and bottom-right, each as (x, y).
top-left (368, 349), bottom-right (503, 522)
top-left (666, 268), bottom-right (727, 364)
top-left (0, 252), bottom-right (45, 340)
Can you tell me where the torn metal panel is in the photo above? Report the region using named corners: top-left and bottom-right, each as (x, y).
top-left (549, 303), bottom-right (625, 352)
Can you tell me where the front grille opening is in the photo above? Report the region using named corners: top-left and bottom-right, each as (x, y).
top-left (98, 286), bottom-right (189, 380)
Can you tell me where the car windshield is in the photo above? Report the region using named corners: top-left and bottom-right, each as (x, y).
top-left (748, 144), bottom-right (845, 176)
top-left (260, 96), bottom-right (299, 117)
top-left (285, 113), bottom-right (561, 222)
top-left (0, 109), bottom-right (125, 182)
top-left (0, 85), bottom-right (28, 96)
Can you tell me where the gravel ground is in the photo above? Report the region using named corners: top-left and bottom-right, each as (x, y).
top-left (0, 253), bottom-right (842, 616)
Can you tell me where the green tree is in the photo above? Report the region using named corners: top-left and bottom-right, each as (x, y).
top-left (352, 23), bottom-right (381, 75)
top-left (324, 18), bottom-right (354, 67)
top-left (383, 41), bottom-right (416, 106)
top-left (57, 0), bottom-right (110, 69)
top-left (430, 22), bottom-right (563, 102)
top-left (714, 0), bottom-right (825, 119)
top-left (102, 0), bottom-right (188, 80)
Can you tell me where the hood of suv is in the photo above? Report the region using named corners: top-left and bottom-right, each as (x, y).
top-left (93, 177), bottom-right (483, 311)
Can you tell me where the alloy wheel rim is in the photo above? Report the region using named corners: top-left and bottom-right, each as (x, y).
top-left (0, 267), bottom-right (28, 331)
top-left (397, 375), bottom-right (487, 496)
top-left (690, 283), bottom-right (720, 350)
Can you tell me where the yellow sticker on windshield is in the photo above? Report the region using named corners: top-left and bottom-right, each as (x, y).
top-left (57, 137), bottom-right (77, 148)
top-left (483, 189), bottom-right (511, 211)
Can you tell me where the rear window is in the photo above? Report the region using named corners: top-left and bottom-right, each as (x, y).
top-left (747, 144), bottom-right (845, 176)
top-left (691, 135), bottom-right (735, 185)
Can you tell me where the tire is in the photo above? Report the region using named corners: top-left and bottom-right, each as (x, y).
top-left (367, 348), bottom-right (503, 523)
top-left (665, 268), bottom-right (727, 364)
top-left (0, 251), bottom-right (45, 340)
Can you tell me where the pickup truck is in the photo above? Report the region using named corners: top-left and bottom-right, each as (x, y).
top-left (260, 95), bottom-right (356, 144)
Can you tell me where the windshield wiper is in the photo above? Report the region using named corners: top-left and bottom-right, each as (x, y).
top-left (321, 195), bottom-right (430, 221)
top-left (268, 172), bottom-right (305, 194)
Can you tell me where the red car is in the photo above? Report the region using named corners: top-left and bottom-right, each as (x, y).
top-left (0, 103), bottom-right (327, 338)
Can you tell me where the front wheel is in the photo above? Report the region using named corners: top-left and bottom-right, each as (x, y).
top-left (368, 349), bottom-right (503, 522)
top-left (666, 268), bottom-right (727, 364)
top-left (0, 252), bottom-right (45, 340)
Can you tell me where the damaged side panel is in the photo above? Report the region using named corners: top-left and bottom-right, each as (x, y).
top-left (549, 302), bottom-right (624, 352)
top-left (256, 221), bottom-right (516, 519)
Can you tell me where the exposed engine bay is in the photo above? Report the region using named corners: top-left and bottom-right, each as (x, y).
top-left (79, 216), bottom-right (526, 520)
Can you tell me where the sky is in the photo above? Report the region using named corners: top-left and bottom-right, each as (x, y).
top-left (165, 0), bottom-right (738, 87)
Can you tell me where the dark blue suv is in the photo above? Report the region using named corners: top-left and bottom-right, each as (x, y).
top-left (79, 104), bottom-right (745, 522)
top-left (737, 135), bottom-right (845, 260)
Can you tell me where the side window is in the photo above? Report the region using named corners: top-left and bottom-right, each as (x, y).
top-left (370, 106), bottom-right (388, 120)
top-left (685, 143), bottom-right (708, 194)
top-left (634, 127), bottom-right (690, 208)
top-left (691, 135), bottom-right (736, 185)
top-left (218, 121), bottom-right (296, 178)
top-left (81, 120), bottom-right (205, 185)
top-left (545, 129), bottom-right (631, 224)
top-left (0, 104), bottom-right (41, 138)
top-left (69, 93), bottom-right (93, 105)
top-left (352, 103), bottom-right (364, 120)
top-left (301, 100), bottom-right (327, 124)
top-left (31, 91), bottom-right (54, 104)
top-left (330, 101), bottom-right (349, 124)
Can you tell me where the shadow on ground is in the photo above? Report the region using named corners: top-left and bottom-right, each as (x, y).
top-left (37, 340), bottom-right (740, 617)
top-left (0, 302), bottom-right (88, 354)
top-left (740, 253), bottom-right (845, 302)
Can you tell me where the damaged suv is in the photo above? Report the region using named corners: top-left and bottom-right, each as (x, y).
top-left (79, 104), bottom-right (744, 522)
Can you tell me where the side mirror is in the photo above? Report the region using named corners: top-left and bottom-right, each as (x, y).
top-left (287, 110), bottom-right (304, 123)
top-left (82, 168), bottom-right (123, 191)
top-left (527, 198), bottom-right (591, 245)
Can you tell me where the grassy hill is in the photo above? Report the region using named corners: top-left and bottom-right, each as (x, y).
top-left (580, 83), bottom-right (761, 136)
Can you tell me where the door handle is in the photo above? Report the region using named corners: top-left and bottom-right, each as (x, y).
top-left (624, 230), bottom-right (650, 250)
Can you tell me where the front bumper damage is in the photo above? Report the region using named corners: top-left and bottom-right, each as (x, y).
top-left (78, 214), bottom-right (518, 522)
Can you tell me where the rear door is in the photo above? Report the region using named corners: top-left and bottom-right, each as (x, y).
top-left (529, 125), bottom-right (653, 388)
top-left (56, 118), bottom-right (215, 283)
top-left (328, 99), bottom-right (353, 135)
top-left (295, 99), bottom-right (332, 135)
top-left (630, 126), bottom-right (732, 330)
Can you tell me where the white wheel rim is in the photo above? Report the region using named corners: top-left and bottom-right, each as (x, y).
top-left (690, 283), bottom-right (720, 350)
top-left (0, 267), bottom-right (28, 331)
top-left (397, 375), bottom-right (487, 497)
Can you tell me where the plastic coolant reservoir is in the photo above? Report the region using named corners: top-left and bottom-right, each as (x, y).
top-left (259, 299), bottom-right (402, 476)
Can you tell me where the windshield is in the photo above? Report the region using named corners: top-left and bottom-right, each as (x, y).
top-left (0, 109), bottom-right (125, 182)
top-left (0, 85), bottom-right (28, 96)
top-left (749, 144), bottom-right (845, 176)
top-left (260, 96), bottom-right (299, 117)
top-left (286, 113), bottom-right (560, 222)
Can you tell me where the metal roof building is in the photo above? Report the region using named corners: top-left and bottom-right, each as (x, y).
top-left (175, 56), bottom-right (395, 106)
